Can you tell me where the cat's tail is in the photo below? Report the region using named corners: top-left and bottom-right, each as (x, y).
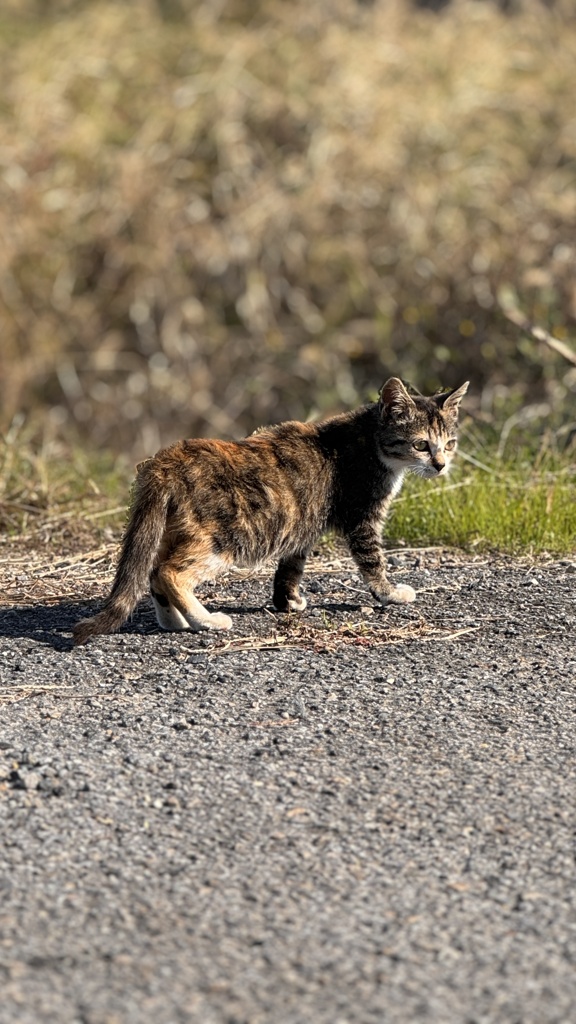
top-left (73, 461), bottom-right (169, 645)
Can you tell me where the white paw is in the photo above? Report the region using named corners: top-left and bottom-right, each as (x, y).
top-left (287, 595), bottom-right (307, 612)
top-left (382, 584), bottom-right (416, 605)
top-left (205, 612), bottom-right (233, 631)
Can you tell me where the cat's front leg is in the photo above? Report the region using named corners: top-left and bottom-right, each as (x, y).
top-left (273, 552), bottom-right (308, 612)
top-left (346, 524), bottom-right (416, 605)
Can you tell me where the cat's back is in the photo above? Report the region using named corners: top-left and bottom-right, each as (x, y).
top-left (142, 420), bottom-right (332, 561)
top-left (141, 419), bottom-right (327, 489)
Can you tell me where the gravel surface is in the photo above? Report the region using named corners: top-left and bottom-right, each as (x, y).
top-left (1, 549), bottom-right (575, 1024)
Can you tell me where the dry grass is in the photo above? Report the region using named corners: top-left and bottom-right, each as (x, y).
top-left (0, 416), bottom-right (128, 544)
top-left (0, 542), bottom-right (119, 607)
top-left (1, 0), bottom-right (576, 457)
top-left (1, 0), bottom-right (574, 560)
top-left (211, 617), bottom-right (479, 656)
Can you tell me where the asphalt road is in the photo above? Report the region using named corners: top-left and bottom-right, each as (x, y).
top-left (1, 550), bottom-right (575, 1024)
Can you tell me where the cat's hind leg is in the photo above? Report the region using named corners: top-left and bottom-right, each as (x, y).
top-left (151, 560), bottom-right (232, 632)
top-left (150, 582), bottom-right (191, 631)
top-left (273, 552), bottom-right (308, 612)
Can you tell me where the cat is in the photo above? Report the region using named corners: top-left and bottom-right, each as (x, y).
top-left (73, 377), bottom-right (468, 644)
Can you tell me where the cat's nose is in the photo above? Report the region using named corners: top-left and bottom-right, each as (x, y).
top-left (432, 459), bottom-right (445, 474)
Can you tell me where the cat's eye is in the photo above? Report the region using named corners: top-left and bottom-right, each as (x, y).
top-left (413, 439), bottom-right (429, 452)
top-left (445, 439), bottom-right (456, 451)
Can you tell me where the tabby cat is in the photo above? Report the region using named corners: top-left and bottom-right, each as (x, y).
top-left (73, 377), bottom-right (468, 644)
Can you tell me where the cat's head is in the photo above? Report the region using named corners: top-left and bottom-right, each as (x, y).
top-left (378, 377), bottom-right (469, 478)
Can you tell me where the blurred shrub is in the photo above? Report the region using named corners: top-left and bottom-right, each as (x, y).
top-left (1, 0), bottom-right (575, 456)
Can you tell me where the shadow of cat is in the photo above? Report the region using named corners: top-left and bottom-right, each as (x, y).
top-left (0, 596), bottom-right (337, 651)
top-left (0, 594), bottom-right (372, 652)
top-left (0, 600), bottom-right (125, 652)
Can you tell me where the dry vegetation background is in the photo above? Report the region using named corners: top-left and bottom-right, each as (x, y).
top-left (1, 0), bottom-right (576, 461)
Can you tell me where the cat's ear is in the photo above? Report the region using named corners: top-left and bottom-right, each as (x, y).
top-left (379, 378), bottom-right (417, 419)
top-left (434, 382), bottom-right (469, 414)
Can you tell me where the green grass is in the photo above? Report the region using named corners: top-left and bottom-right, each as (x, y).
top-left (387, 449), bottom-right (576, 556)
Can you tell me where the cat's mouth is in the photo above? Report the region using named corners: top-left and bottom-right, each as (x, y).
top-left (413, 464), bottom-right (447, 478)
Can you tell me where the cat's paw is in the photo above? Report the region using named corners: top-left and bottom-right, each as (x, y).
top-left (273, 592), bottom-right (307, 613)
top-left (382, 584), bottom-right (416, 605)
top-left (206, 612), bottom-right (233, 630)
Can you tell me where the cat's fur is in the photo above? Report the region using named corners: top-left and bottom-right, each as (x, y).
top-left (73, 377), bottom-right (468, 644)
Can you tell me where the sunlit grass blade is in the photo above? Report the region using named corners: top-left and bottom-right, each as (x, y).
top-left (388, 454), bottom-right (576, 556)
